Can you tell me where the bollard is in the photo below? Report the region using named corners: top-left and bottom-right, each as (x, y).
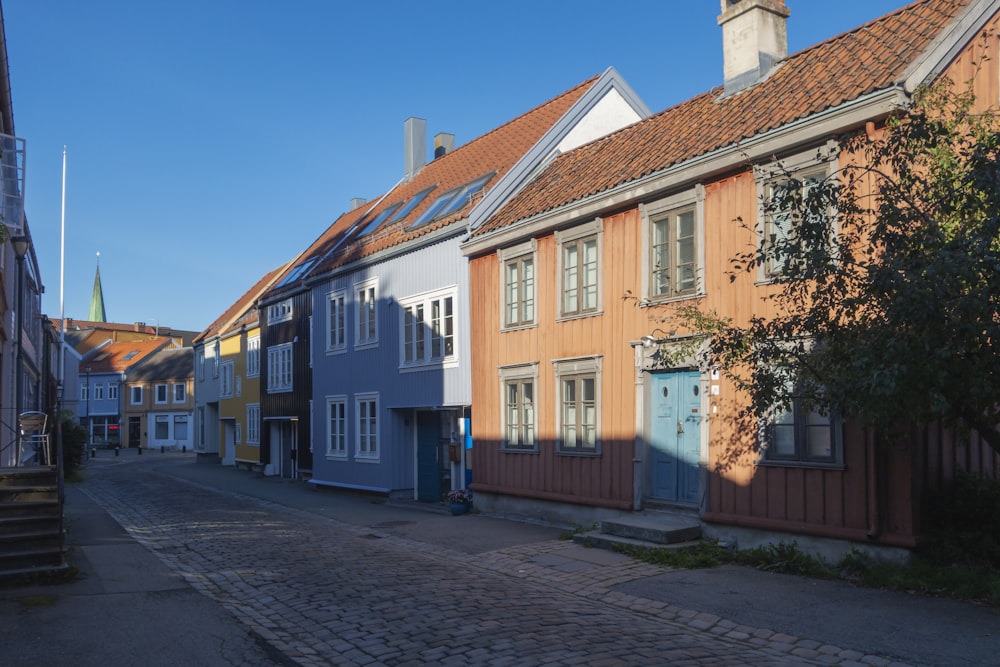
top-left (182, 446), bottom-right (186, 453)
top-left (91, 448), bottom-right (96, 459)
top-left (115, 446), bottom-right (120, 457)
top-left (138, 446), bottom-right (142, 456)
top-left (161, 446), bottom-right (164, 454)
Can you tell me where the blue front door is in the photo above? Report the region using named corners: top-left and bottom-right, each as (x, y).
top-left (416, 412), bottom-right (442, 502)
top-left (649, 371), bottom-right (702, 504)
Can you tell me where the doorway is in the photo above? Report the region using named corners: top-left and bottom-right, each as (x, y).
top-left (648, 370), bottom-right (702, 504)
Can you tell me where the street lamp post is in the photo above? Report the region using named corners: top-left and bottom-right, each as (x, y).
top-left (11, 236), bottom-right (29, 463)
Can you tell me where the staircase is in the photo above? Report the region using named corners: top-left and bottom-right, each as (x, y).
top-left (0, 466), bottom-right (67, 579)
top-left (574, 510), bottom-right (702, 552)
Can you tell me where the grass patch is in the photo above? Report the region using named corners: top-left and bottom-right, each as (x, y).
top-left (614, 540), bottom-right (998, 606)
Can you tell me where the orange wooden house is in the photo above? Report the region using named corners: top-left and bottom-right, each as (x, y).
top-left (461, 0), bottom-right (1000, 557)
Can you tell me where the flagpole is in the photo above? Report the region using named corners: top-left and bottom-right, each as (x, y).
top-left (58, 146), bottom-right (66, 402)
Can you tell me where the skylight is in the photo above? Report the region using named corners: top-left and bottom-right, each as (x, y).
top-left (389, 186), bottom-right (436, 224)
top-left (407, 172), bottom-right (494, 230)
top-left (122, 351), bottom-right (139, 361)
top-left (358, 202), bottom-right (403, 238)
top-left (275, 256), bottom-right (319, 287)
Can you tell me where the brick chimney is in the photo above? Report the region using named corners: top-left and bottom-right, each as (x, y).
top-left (718, 0), bottom-right (790, 96)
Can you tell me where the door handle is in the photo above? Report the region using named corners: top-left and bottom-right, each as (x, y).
top-left (677, 420), bottom-right (684, 435)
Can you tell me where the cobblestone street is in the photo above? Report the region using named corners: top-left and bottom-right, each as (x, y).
top-left (71, 457), bottom-right (911, 666)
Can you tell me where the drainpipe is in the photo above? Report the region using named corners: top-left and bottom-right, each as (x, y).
top-left (867, 427), bottom-right (883, 539)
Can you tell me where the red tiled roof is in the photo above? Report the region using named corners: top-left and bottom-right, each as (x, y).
top-left (473, 0), bottom-right (970, 237)
top-left (265, 74), bottom-right (602, 294)
top-left (83, 338), bottom-right (174, 373)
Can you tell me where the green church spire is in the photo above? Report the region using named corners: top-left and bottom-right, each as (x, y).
top-left (88, 251), bottom-right (107, 322)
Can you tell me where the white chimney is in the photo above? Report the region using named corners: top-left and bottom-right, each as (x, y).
top-left (404, 117), bottom-right (426, 182)
top-left (718, 0), bottom-right (790, 96)
top-left (434, 132), bottom-right (455, 159)
top-left (350, 197), bottom-right (367, 210)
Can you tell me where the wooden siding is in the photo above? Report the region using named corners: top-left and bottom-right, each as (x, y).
top-left (470, 209), bottom-right (648, 509)
top-left (310, 234), bottom-right (472, 493)
top-left (261, 289), bottom-right (313, 469)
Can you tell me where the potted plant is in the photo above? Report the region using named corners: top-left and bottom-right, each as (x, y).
top-left (447, 488), bottom-right (473, 515)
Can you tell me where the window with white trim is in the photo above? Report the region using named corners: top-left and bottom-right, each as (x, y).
top-left (109, 382), bottom-right (119, 400)
top-left (130, 386), bottom-right (142, 405)
top-left (174, 415), bottom-right (188, 441)
top-left (155, 415), bottom-right (169, 439)
top-left (642, 187), bottom-right (704, 300)
top-left (399, 287), bottom-right (456, 368)
top-left (213, 341), bottom-right (220, 378)
top-left (556, 219), bottom-right (603, 319)
top-left (326, 395), bottom-right (347, 458)
top-left (80, 383), bottom-right (89, 401)
top-left (246, 336), bottom-right (260, 377)
top-left (220, 361), bottom-right (234, 398)
top-left (355, 278), bottom-right (378, 347)
top-left (499, 240), bottom-right (536, 329)
top-left (355, 393), bottom-right (379, 460)
top-left (554, 356), bottom-right (602, 454)
top-left (763, 367), bottom-right (842, 466)
top-left (268, 298), bottom-right (293, 324)
top-left (235, 422), bottom-right (242, 445)
top-left (173, 383), bottom-right (186, 403)
top-left (93, 383), bottom-right (104, 400)
top-left (246, 404), bottom-right (260, 445)
top-left (756, 144), bottom-right (838, 280)
top-left (267, 343), bottom-right (293, 393)
top-left (197, 349), bottom-right (205, 381)
top-left (327, 289), bottom-right (347, 353)
top-left (155, 384), bottom-right (168, 404)
top-left (499, 363), bottom-right (538, 451)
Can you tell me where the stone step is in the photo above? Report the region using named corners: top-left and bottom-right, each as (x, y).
top-left (600, 513), bottom-right (702, 545)
top-left (573, 530), bottom-right (703, 553)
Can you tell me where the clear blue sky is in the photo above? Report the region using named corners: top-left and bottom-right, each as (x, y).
top-left (3, 0), bottom-right (910, 333)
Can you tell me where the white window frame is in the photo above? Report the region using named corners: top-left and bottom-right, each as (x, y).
top-left (267, 343), bottom-right (293, 393)
top-left (220, 361), bottom-right (235, 398)
top-left (197, 348), bottom-right (205, 381)
top-left (130, 385), bottom-right (142, 405)
top-left (355, 277), bottom-right (379, 349)
top-left (355, 393), bottom-right (379, 461)
top-left (398, 286), bottom-right (458, 370)
top-left (93, 383), bottom-right (104, 401)
top-left (235, 422), bottom-right (242, 445)
top-left (755, 143), bottom-right (838, 282)
top-left (327, 288), bottom-right (347, 353)
top-left (555, 218), bottom-right (603, 320)
top-left (154, 383), bottom-right (168, 405)
top-left (268, 298), bottom-right (293, 324)
top-left (498, 239), bottom-right (537, 330)
top-left (154, 414), bottom-right (170, 440)
top-left (173, 382), bottom-right (186, 403)
top-left (246, 336), bottom-right (260, 378)
top-left (246, 403), bottom-right (260, 445)
top-left (326, 395), bottom-right (347, 459)
top-left (80, 383), bottom-right (89, 401)
top-left (213, 341), bottom-right (220, 378)
top-left (499, 363), bottom-right (538, 452)
top-left (108, 382), bottom-right (119, 401)
top-left (641, 186), bottom-right (705, 302)
top-left (553, 356), bottom-right (602, 455)
top-left (174, 415), bottom-right (188, 442)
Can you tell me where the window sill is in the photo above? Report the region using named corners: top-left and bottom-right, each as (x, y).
top-left (326, 453), bottom-right (348, 461)
top-left (556, 449), bottom-right (601, 457)
top-left (399, 358), bottom-right (459, 373)
top-left (501, 446), bottom-right (538, 454)
top-left (500, 322), bottom-right (537, 333)
top-left (644, 291), bottom-right (704, 307)
top-left (355, 456), bottom-right (380, 464)
top-left (555, 309), bottom-right (603, 324)
top-left (756, 459), bottom-right (844, 471)
top-left (354, 341), bottom-right (379, 351)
